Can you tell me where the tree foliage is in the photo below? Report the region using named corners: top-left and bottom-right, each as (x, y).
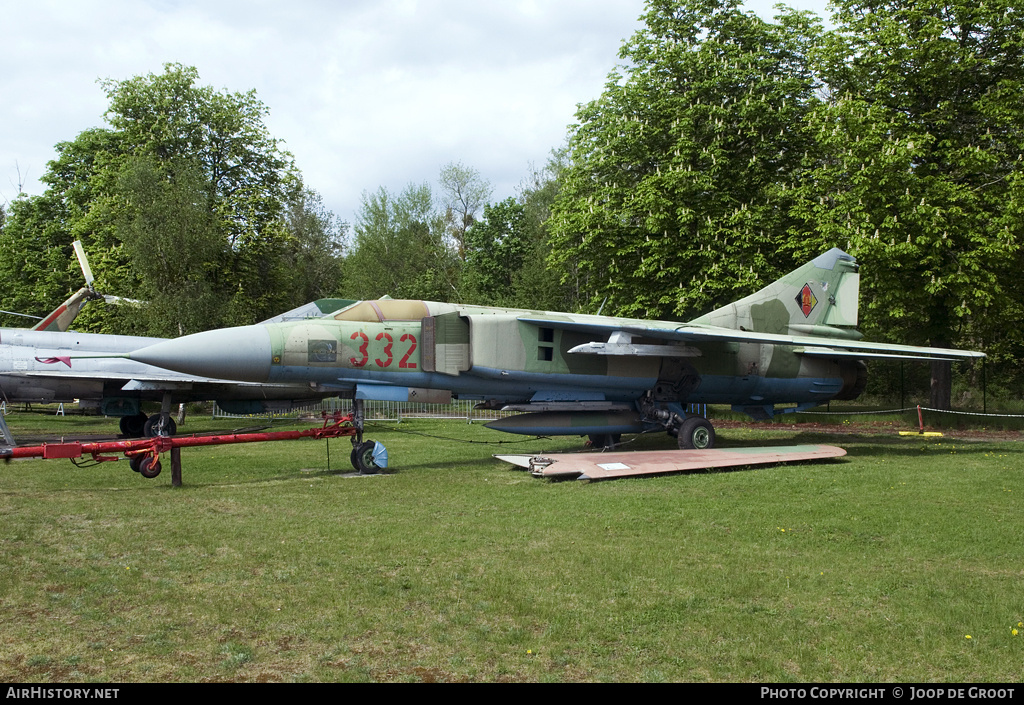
top-left (0, 128), bottom-right (122, 328)
top-left (344, 183), bottom-right (458, 301)
top-left (549, 0), bottom-right (822, 319)
top-left (544, 0), bottom-right (1024, 398)
top-left (462, 197), bottom-right (531, 306)
top-left (463, 149), bottom-right (575, 310)
top-left (0, 191), bottom-right (82, 327)
top-left (0, 63), bottom-right (343, 334)
top-left (791, 0), bottom-right (1024, 358)
top-left (439, 161), bottom-right (492, 260)
top-left (280, 185), bottom-right (347, 305)
top-left (782, 0), bottom-right (1024, 401)
top-left (116, 157), bottom-right (223, 337)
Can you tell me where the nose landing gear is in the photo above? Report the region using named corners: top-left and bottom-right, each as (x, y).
top-left (348, 399), bottom-right (389, 474)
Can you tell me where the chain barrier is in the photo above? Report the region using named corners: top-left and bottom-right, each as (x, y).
top-left (915, 407), bottom-right (1024, 419)
top-left (800, 406), bottom-right (1024, 419)
top-left (799, 407), bottom-right (919, 416)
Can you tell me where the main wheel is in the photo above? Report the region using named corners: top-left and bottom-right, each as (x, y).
top-left (587, 433), bottom-right (621, 449)
top-left (677, 416), bottom-right (715, 450)
top-left (120, 413), bottom-right (148, 438)
top-left (353, 440), bottom-right (387, 475)
top-left (139, 456), bottom-right (162, 479)
top-left (143, 415), bottom-right (177, 437)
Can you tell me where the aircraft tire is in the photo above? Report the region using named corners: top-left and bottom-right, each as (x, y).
top-left (143, 416), bottom-right (177, 437)
top-left (120, 413), bottom-right (148, 438)
top-left (587, 433), bottom-right (621, 449)
top-left (678, 417), bottom-right (715, 450)
top-left (353, 440), bottom-right (383, 475)
top-left (139, 456), bottom-right (162, 479)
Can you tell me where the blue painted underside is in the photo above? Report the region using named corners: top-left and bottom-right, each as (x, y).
top-left (269, 364), bottom-right (843, 413)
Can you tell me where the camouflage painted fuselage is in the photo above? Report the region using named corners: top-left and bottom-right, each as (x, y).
top-left (263, 298), bottom-right (862, 411)
top-left (126, 249), bottom-right (981, 435)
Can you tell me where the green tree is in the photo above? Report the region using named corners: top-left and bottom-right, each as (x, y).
top-left (0, 192), bottom-right (81, 327)
top-left (790, 0), bottom-right (1024, 404)
top-left (344, 183), bottom-right (458, 301)
top-left (0, 63), bottom-right (313, 334)
top-left (549, 0), bottom-right (823, 318)
top-left (458, 148), bottom-right (576, 310)
top-left (279, 185), bottom-right (347, 306)
top-left (116, 157), bottom-right (224, 337)
top-left (0, 129), bottom-right (124, 329)
top-left (439, 161), bottom-right (492, 260)
top-left (102, 64), bottom-right (293, 250)
top-left (459, 149), bottom-right (573, 311)
top-left (462, 197), bottom-right (531, 306)
top-left (103, 63), bottom-right (299, 325)
top-left (514, 148), bottom-right (580, 312)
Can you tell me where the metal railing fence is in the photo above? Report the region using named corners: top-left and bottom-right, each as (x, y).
top-left (211, 398), bottom-right (516, 424)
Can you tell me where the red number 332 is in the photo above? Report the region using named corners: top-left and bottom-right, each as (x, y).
top-left (349, 332), bottom-right (417, 369)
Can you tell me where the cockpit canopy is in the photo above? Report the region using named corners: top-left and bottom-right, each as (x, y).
top-left (332, 299), bottom-right (430, 323)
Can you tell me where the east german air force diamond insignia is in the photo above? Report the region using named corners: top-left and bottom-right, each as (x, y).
top-left (795, 283), bottom-right (817, 318)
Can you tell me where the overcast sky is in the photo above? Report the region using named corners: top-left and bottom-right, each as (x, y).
top-left (2, 0), bottom-right (831, 226)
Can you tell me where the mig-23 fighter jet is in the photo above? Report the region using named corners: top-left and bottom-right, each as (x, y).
top-left (117, 249), bottom-right (982, 469)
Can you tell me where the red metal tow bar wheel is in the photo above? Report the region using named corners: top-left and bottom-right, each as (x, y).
top-left (139, 456), bottom-right (162, 479)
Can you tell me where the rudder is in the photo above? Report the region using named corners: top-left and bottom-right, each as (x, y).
top-left (691, 248), bottom-right (860, 338)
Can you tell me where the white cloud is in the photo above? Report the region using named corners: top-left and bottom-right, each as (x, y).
top-left (0, 0), bottom-right (830, 222)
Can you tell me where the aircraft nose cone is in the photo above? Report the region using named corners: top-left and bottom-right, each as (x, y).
top-left (130, 326), bottom-right (272, 382)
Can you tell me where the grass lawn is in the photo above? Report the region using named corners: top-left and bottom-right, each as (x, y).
top-left (0, 412), bottom-right (1021, 682)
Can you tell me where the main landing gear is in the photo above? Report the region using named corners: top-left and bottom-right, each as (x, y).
top-left (119, 413), bottom-right (148, 438)
top-left (117, 399), bottom-right (183, 439)
top-left (640, 398), bottom-right (716, 451)
top-left (587, 433), bottom-right (621, 450)
top-left (676, 415), bottom-right (715, 450)
top-left (143, 415), bottom-right (176, 437)
top-left (348, 399), bottom-right (389, 475)
top-left (582, 415), bottom-right (714, 452)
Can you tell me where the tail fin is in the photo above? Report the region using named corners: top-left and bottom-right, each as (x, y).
top-left (30, 286), bottom-right (102, 332)
top-left (30, 241), bottom-right (102, 332)
top-left (691, 248), bottom-right (861, 338)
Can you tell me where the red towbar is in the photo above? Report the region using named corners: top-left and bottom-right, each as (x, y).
top-left (0, 411), bottom-right (375, 479)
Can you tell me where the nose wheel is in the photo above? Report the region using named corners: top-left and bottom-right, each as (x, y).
top-left (348, 399), bottom-right (389, 474)
top-left (351, 440), bottom-right (388, 474)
